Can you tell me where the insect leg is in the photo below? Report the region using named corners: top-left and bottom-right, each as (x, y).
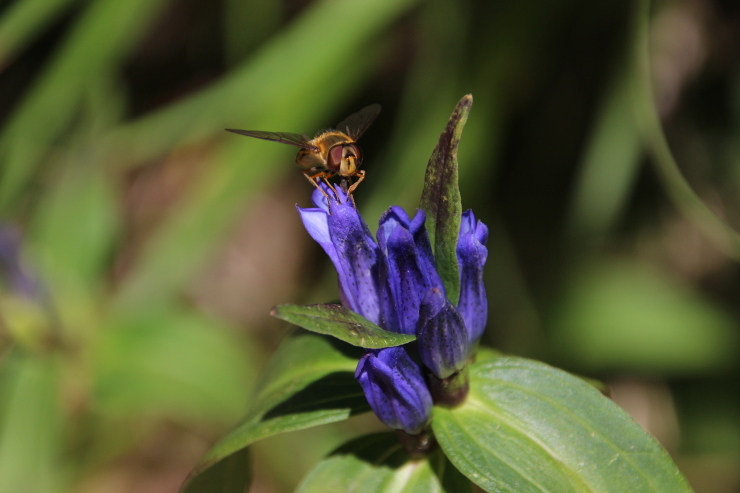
top-left (303, 170), bottom-right (331, 200)
top-left (346, 170), bottom-right (365, 195)
top-left (321, 173), bottom-right (340, 200)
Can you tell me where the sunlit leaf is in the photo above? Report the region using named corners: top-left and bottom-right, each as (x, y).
top-left (181, 333), bottom-right (368, 493)
top-left (297, 432), bottom-right (471, 493)
top-left (433, 356), bottom-right (693, 493)
top-left (271, 303), bottom-right (415, 348)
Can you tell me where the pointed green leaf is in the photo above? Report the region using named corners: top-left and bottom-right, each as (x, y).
top-left (271, 304), bottom-right (415, 348)
top-left (419, 95), bottom-right (472, 305)
top-left (433, 357), bottom-right (692, 493)
top-left (181, 333), bottom-right (369, 493)
top-left (297, 432), bottom-right (471, 493)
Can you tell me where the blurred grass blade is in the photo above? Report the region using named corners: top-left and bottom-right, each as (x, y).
top-left (112, 0), bottom-right (420, 310)
top-left (549, 258), bottom-right (736, 373)
top-left (0, 352), bottom-right (61, 493)
top-left (93, 306), bottom-right (254, 423)
top-left (0, 0), bottom-right (81, 71)
top-left (567, 64), bottom-right (642, 241)
top-left (109, 66), bottom-right (371, 310)
top-left (419, 95), bottom-right (472, 304)
top-left (223, 0), bottom-right (281, 66)
top-left (271, 304), bottom-right (415, 349)
top-left (0, 0), bottom-right (171, 211)
top-left (181, 333), bottom-right (368, 493)
top-left (102, 0), bottom-right (421, 168)
top-left (433, 356), bottom-right (693, 493)
top-left (296, 432), bottom-right (472, 493)
top-left (362, 0), bottom-right (471, 225)
top-left (631, 0), bottom-right (740, 261)
top-left (28, 161), bottom-right (118, 296)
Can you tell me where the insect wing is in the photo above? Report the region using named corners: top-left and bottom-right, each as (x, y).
top-left (335, 104), bottom-right (381, 140)
top-left (225, 129), bottom-right (320, 151)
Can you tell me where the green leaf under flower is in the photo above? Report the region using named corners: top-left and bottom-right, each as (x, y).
top-left (433, 356), bottom-right (693, 493)
top-left (271, 303), bottom-right (415, 348)
top-left (181, 333), bottom-right (369, 493)
top-left (179, 448), bottom-right (251, 493)
top-left (296, 432), bottom-right (471, 493)
top-left (419, 95), bottom-right (472, 305)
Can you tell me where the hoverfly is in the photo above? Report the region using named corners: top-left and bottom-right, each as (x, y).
top-left (226, 104), bottom-right (381, 198)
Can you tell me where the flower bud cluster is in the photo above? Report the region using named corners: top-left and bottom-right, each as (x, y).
top-left (298, 185), bottom-right (488, 435)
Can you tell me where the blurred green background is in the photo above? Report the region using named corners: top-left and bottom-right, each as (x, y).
top-left (0, 0), bottom-right (738, 491)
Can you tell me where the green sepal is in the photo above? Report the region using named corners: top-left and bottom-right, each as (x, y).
top-left (419, 95), bottom-right (472, 305)
top-left (433, 356), bottom-right (693, 493)
top-left (271, 303), bottom-right (415, 348)
top-left (296, 432), bottom-right (472, 493)
top-left (180, 333), bottom-right (369, 493)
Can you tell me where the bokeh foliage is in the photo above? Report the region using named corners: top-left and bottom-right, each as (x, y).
top-left (0, 0), bottom-right (739, 491)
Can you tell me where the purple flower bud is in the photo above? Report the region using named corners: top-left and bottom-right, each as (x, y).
top-left (354, 346), bottom-right (432, 435)
top-left (376, 207), bottom-right (444, 335)
top-left (416, 287), bottom-right (469, 379)
top-left (456, 210), bottom-right (488, 342)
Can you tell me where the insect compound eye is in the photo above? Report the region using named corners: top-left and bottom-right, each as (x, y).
top-left (327, 145), bottom-right (344, 172)
top-left (345, 144), bottom-right (362, 166)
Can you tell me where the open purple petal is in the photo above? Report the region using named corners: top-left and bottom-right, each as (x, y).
top-left (327, 203), bottom-right (381, 324)
top-left (298, 207), bottom-right (333, 251)
top-left (297, 184), bottom-right (381, 324)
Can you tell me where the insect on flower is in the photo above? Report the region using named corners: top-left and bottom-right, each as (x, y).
top-left (226, 104), bottom-right (381, 198)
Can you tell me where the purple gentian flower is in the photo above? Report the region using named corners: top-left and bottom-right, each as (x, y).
top-left (297, 184), bottom-right (488, 433)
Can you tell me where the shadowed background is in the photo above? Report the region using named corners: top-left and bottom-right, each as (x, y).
top-left (0, 0), bottom-right (738, 491)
